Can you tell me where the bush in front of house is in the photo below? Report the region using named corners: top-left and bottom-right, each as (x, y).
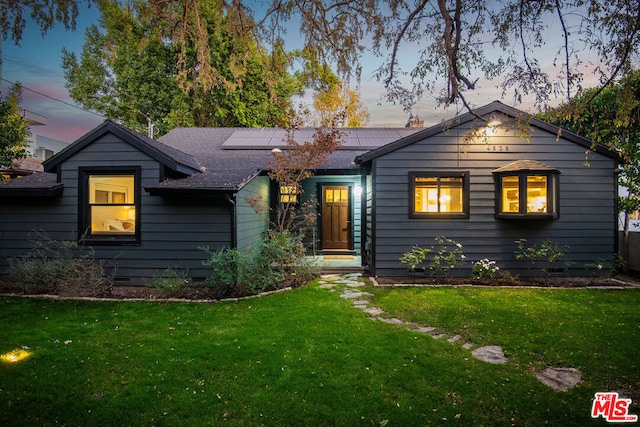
top-left (201, 232), bottom-right (318, 298)
top-left (147, 268), bottom-right (191, 298)
top-left (472, 259), bottom-right (500, 279)
top-left (399, 236), bottom-right (466, 277)
top-left (9, 230), bottom-right (113, 297)
top-left (515, 238), bottom-right (571, 277)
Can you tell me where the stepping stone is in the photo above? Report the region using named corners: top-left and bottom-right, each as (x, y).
top-left (414, 326), bottom-right (436, 333)
top-left (472, 345), bottom-right (508, 364)
top-left (363, 307), bottom-right (384, 316)
top-left (462, 342), bottom-right (476, 349)
top-left (447, 334), bottom-right (463, 343)
top-left (377, 317), bottom-right (405, 325)
top-left (341, 273), bottom-right (362, 281)
top-left (319, 283), bottom-right (337, 289)
top-left (432, 333), bottom-right (447, 339)
top-left (341, 291), bottom-right (373, 299)
top-left (535, 367), bottom-right (582, 391)
top-left (352, 299), bottom-right (369, 306)
top-left (342, 280), bottom-right (365, 287)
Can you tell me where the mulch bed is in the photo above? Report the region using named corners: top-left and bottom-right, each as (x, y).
top-left (1, 273), bottom-right (639, 301)
top-left (373, 274), bottom-right (640, 288)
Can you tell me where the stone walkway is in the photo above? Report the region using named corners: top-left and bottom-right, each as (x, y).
top-left (318, 273), bottom-right (582, 392)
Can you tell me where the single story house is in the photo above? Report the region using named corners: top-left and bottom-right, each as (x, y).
top-left (0, 101), bottom-right (622, 283)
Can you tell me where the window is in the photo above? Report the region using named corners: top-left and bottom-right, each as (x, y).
top-left (493, 161), bottom-right (559, 219)
top-left (279, 185), bottom-right (298, 204)
top-left (80, 168), bottom-right (140, 243)
top-left (410, 172), bottom-right (469, 218)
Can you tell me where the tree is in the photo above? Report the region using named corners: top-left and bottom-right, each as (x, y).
top-left (539, 70), bottom-right (640, 270)
top-left (0, 84), bottom-right (30, 171)
top-left (130, 0), bottom-right (640, 122)
top-left (245, 113), bottom-right (344, 235)
top-left (311, 82), bottom-right (370, 128)
top-left (1, 0), bottom-right (89, 44)
top-left (62, 0), bottom-right (302, 135)
top-left (268, 115), bottom-right (344, 234)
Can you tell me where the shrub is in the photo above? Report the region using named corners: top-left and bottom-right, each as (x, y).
top-left (9, 230), bottom-right (113, 297)
top-left (201, 232), bottom-right (318, 298)
top-left (472, 259), bottom-right (500, 279)
top-left (399, 245), bottom-right (432, 273)
top-left (399, 236), bottom-right (465, 277)
top-left (429, 236), bottom-right (465, 277)
top-left (147, 268), bottom-right (190, 297)
top-left (515, 238), bottom-right (570, 276)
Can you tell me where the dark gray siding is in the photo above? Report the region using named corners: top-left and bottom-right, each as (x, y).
top-left (0, 133), bottom-right (232, 284)
top-left (371, 124), bottom-right (618, 277)
top-left (236, 175), bottom-right (270, 250)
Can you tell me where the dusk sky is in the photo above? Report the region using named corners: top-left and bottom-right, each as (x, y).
top-left (2, 2), bottom-right (586, 144)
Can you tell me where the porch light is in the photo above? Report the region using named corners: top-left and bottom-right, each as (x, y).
top-left (486, 116), bottom-right (502, 127)
top-left (354, 185), bottom-right (362, 197)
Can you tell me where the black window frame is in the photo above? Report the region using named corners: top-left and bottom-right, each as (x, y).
top-left (493, 170), bottom-right (559, 219)
top-left (409, 171), bottom-right (470, 219)
top-left (79, 166), bottom-right (141, 245)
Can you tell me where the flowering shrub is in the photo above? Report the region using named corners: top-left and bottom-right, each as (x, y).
top-left (472, 259), bottom-right (499, 279)
top-left (429, 237), bottom-right (465, 277)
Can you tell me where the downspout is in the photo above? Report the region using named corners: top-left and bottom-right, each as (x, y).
top-left (226, 193), bottom-right (237, 248)
top-left (614, 167), bottom-right (623, 271)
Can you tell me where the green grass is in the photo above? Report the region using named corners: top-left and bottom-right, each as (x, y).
top-left (1, 281), bottom-right (639, 426)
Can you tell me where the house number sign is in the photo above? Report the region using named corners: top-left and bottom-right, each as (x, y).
top-left (487, 145), bottom-right (510, 152)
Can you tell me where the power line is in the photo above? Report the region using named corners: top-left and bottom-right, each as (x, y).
top-left (1, 77), bottom-right (103, 118)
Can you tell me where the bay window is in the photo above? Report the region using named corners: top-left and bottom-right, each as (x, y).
top-left (493, 161), bottom-right (559, 219)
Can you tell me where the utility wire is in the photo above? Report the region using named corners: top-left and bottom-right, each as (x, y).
top-left (1, 77), bottom-right (103, 118)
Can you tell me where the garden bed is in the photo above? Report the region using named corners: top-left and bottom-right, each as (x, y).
top-left (372, 273), bottom-right (640, 288)
top-left (1, 273), bottom-right (638, 301)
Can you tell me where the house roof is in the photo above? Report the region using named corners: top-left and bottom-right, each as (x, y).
top-left (493, 159), bottom-right (560, 173)
top-left (43, 120), bottom-right (202, 175)
top-left (150, 127), bottom-right (421, 192)
top-left (0, 172), bottom-right (63, 198)
top-left (355, 101), bottom-right (623, 165)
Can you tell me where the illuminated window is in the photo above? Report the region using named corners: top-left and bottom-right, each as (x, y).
top-left (493, 161), bottom-right (559, 219)
top-left (279, 185), bottom-right (298, 203)
top-left (410, 172), bottom-right (469, 218)
top-left (80, 168), bottom-right (140, 243)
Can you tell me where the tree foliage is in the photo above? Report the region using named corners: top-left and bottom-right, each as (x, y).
top-left (128, 0), bottom-right (640, 118)
top-left (267, 115), bottom-right (344, 233)
top-left (0, 84), bottom-right (30, 170)
top-left (310, 82), bottom-right (370, 128)
top-left (1, 0), bottom-right (88, 44)
top-left (61, 0), bottom-right (303, 135)
top-left (540, 70), bottom-right (640, 267)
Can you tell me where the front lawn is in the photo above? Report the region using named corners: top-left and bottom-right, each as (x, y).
top-left (1, 281), bottom-right (638, 426)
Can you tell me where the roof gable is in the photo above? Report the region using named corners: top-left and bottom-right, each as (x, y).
top-left (355, 101), bottom-right (622, 164)
top-left (43, 120), bottom-right (201, 175)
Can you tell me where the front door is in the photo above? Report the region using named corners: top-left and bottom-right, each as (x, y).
top-left (321, 185), bottom-right (351, 250)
